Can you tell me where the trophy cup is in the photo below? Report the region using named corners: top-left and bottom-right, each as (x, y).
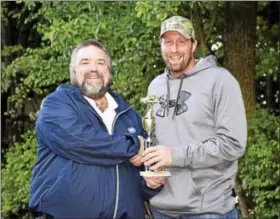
top-left (140, 95), bottom-right (171, 177)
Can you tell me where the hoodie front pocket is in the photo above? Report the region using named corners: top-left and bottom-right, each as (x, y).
top-left (190, 165), bottom-right (226, 195)
top-left (151, 168), bottom-right (203, 212)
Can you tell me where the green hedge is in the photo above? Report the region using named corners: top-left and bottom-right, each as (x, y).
top-left (1, 130), bottom-right (36, 219)
top-left (239, 108), bottom-right (280, 218)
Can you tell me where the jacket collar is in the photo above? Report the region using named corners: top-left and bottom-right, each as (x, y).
top-left (57, 84), bottom-right (131, 113)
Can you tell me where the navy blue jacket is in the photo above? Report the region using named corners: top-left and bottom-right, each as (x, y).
top-left (29, 85), bottom-right (161, 219)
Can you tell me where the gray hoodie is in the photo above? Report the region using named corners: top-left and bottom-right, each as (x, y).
top-left (148, 55), bottom-right (247, 217)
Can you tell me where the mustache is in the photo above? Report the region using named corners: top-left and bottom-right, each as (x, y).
top-left (85, 71), bottom-right (103, 79)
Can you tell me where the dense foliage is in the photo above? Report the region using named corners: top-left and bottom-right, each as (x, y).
top-left (1, 130), bottom-right (36, 219)
top-left (1, 1), bottom-right (279, 218)
top-left (239, 108), bottom-right (280, 218)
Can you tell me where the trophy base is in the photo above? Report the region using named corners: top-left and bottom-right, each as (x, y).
top-left (140, 171), bottom-right (171, 177)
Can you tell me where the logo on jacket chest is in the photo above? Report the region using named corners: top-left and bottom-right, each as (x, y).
top-left (156, 90), bottom-right (191, 117)
top-left (127, 127), bottom-right (136, 133)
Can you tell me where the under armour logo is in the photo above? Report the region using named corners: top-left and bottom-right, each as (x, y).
top-left (156, 91), bottom-right (191, 117)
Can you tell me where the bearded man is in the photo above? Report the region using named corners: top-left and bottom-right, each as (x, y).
top-left (29, 40), bottom-right (164, 219)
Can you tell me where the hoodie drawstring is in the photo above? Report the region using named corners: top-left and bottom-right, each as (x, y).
top-left (165, 67), bottom-right (187, 119)
top-left (166, 73), bottom-right (170, 116)
top-left (172, 74), bottom-right (186, 119)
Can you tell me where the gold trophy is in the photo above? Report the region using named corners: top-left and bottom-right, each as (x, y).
top-left (140, 95), bottom-right (171, 177)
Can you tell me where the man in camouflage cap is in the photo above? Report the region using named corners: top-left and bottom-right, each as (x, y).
top-left (142, 15), bottom-right (246, 219)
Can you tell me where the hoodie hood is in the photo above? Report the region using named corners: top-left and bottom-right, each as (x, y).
top-left (165, 55), bottom-right (218, 78)
top-left (164, 55), bottom-right (218, 119)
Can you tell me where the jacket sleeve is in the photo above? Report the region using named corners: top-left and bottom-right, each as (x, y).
top-left (36, 93), bottom-right (140, 166)
top-left (171, 70), bottom-right (247, 169)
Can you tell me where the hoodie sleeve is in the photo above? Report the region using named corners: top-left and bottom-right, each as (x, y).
top-left (36, 92), bottom-right (140, 166)
top-left (171, 70), bottom-right (247, 168)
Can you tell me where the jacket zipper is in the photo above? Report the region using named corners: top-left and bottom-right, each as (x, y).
top-left (112, 106), bottom-right (132, 219)
top-left (82, 96), bottom-right (131, 219)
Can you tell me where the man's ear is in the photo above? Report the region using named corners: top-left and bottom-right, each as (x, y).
top-left (192, 40), bottom-right (198, 53)
top-left (69, 64), bottom-right (73, 73)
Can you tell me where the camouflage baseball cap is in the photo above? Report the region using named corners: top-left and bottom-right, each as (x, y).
top-left (160, 16), bottom-right (195, 40)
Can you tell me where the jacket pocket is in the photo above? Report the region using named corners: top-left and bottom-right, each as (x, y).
top-left (40, 162), bottom-right (111, 218)
top-left (40, 162), bottom-right (72, 210)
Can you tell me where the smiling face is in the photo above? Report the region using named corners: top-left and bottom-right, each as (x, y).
top-left (161, 31), bottom-right (197, 78)
top-left (71, 45), bottom-right (112, 99)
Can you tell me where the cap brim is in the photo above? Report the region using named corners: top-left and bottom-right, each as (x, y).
top-left (159, 29), bottom-right (192, 39)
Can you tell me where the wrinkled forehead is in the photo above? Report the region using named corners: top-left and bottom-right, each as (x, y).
top-left (76, 45), bottom-right (107, 62)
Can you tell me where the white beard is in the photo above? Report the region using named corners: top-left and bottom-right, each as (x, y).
top-left (81, 81), bottom-right (107, 99)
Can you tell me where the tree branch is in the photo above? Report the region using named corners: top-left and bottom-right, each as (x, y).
top-left (205, 8), bottom-right (217, 43)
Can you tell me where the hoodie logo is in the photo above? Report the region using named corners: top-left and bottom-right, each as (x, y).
top-left (127, 127), bottom-right (136, 133)
top-left (156, 91), bottom-right (191, 117)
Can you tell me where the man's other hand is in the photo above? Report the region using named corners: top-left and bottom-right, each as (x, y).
top-left (144, 176), bottom-right (165, 189)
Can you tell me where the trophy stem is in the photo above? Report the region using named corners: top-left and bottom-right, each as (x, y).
top-left (144, 138), bottom-right (153, 172)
